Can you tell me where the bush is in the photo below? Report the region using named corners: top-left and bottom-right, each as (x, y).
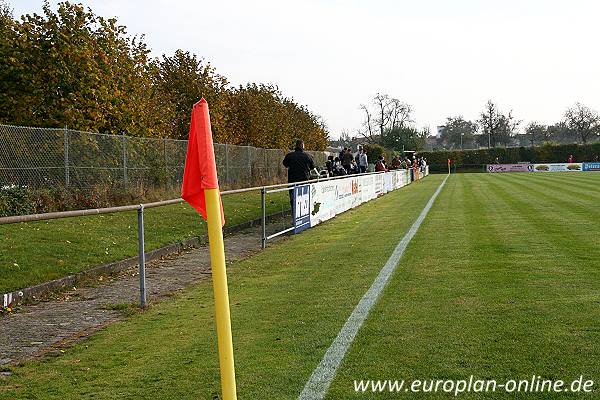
top-left (362, 143), bottom-right (397, 166)
top-left (0, 186), bottom-right (36, 216)
top-left (0, 184), bottom-right (181, 217)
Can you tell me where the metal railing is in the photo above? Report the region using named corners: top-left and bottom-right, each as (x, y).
top-left (0, 170), bottom-right (394, 308)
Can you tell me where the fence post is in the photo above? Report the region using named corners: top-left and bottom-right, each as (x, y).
top-left (63, 126), bottom-right (70, 186)
top-left (265, 150), bottom-right (270, 181)
top-left (163, 138), bottom-right (168, 187)
top-left (261, 187), bottom-right (266, 249)
top-left (122, 134), bottom-right (128, 186)
top-left (247, 146), bottom-right (252, 184)
top-left (224, 143), bottom-right (230, 186)
top-left (137, 204), bottom-right (147, 308)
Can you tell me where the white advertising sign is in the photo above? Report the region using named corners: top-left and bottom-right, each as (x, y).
top-left (532, 163), bottom-right (583, 172)
top-left (307, 169), bottom-right (429, 229)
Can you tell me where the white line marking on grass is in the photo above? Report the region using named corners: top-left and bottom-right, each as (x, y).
top-left (298, 175), bottom-right (449, 400)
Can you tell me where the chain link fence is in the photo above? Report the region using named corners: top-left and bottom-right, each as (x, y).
top-left (0, 124), bottom-right (327, 189)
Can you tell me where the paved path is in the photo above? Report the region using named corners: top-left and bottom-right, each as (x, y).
top-left (0, 226), bottom-right (272, 366)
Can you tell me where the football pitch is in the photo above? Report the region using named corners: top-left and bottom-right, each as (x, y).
top-left (1, 172), bottom-right (599, 399)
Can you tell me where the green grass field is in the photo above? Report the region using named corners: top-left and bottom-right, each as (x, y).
top-left (1, 173), bottom-right (599, 399)
top-left (0, 190), bottom-right (289, 293)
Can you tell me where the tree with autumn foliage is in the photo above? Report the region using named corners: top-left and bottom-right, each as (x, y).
top-left (223, 84), bottom-right (328, 150)
top-left (0, 1), bottom-right (329, 150)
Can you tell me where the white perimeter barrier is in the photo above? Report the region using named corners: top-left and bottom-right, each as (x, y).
top-left (293, 167), bottom-right (429, 234)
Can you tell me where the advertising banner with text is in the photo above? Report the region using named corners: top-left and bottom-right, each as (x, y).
top-left (293, 184), bottom-right (311, 234)
top-left (487, 164), bottom-right (533, 173)
top-left (532, 163), bottom-right (583, 172)
top-left (307, 169), bottom-right (419, 230)
top-left (582, 162), bottom-right (600, 172)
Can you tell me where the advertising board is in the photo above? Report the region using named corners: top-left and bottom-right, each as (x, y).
top-left (582, 162), bottom-right (600, 172)
top-left (532, 163), bottom-right (582, 172)
top-left (293, 184), bottom-right (311, 233)
top-left (303, 168), bottom-right (429, 231)
top-left (486, 164), bottom-right (532, 173)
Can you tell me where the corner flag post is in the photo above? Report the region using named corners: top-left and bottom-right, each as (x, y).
top-left (205, 188), bottom-right (237, 400)
top-left (181, 98), bottom-right (237, 400)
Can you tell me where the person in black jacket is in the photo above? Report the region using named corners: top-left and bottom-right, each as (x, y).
top-left (283, 139), bottom-right (315, 208)
top-left (342, 148), bottom-right (354, 174)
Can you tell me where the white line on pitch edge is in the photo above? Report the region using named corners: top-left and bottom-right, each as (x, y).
top-left (298, 175), bottom-right (449, 400)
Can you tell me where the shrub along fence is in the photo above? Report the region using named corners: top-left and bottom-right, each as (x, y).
top-left (420, 142), bottom-right (600, 173)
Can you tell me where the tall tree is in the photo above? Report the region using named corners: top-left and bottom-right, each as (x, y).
top-left (153, 50), bottom-right (228, 139)
top-left (478, 100), bottom-right (519, 147)
top-left (374, 93), bottom-right (391, 137)
top-left (380, 125), bottom-right (426, 152)
top-left (224, 83), bottom-right (328, 150)
top-left (524, 122), bottom-right (551, 146)
top-left (0, 1), bottom-right (164, 134)
top-left (388, 98), bottom-right (412, 131)
top-left (0, 1), bottom-right (330, 149)
top-left (359, 93), bottom-right (412, 144)
top-left (440, 116), bottom-right (478, 149)
top-left (563, 103), bottom-right (600, 144)
top-left (358, 103), bottom-right (376, 143)
top-left (547, 122), bottom-right (576, 144)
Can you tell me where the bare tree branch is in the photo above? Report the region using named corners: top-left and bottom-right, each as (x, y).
top-left (564, 103), bottom-right (600, 144)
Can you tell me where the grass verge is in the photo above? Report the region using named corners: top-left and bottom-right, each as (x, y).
top-left (0, 190), bottom-right (289, 293)
top-left (0, 176), bottom-right (444, 399)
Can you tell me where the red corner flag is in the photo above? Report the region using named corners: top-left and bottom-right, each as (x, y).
top-left (181, 98), bottom-right (225, 226)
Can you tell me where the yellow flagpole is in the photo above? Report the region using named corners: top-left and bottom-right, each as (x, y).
top-left (205, 188), bottom-right (237, 400)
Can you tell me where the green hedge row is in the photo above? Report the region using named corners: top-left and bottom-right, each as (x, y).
top-left (0, 185), bottom-right (180, 217)
top-left (420, 142), bottom-right (600, 172)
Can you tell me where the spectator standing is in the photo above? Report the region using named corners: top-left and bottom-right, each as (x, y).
top-left (568, 154), bottom-right (574, 163)
top-left (358, 149), bottom-right (368, 173)
top-left (391, 156), bottom-right (401, 169)
top-left (413, 159), bottom-right (419, 181)
top-left (342, 148), bottom-right (354, 174)
top-left (283, 139), bottom-right (315, 208)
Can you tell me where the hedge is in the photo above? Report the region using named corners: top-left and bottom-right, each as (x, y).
top-left (419, 142), bottom-right (600, 172)
top-left (0, 184), bottom-right (180, 217)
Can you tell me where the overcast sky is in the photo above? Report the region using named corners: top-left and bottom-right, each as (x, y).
top-left (9, 0), bottom-right (600, 138)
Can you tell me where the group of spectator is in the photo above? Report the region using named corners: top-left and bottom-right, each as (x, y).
top-left (282, 140), bottom-right (429, 212)
top-left (283, 140), bottom-right (428, 188)
top-left (375, 154), bottom-right (428, 174)
top-left (323, 147), bottom-right (428, 177)
top-left (325, 147), bottom-right (369, 176)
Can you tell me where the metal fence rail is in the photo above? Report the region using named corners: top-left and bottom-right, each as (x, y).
top-left (0, 124), bottom-right (327, 189)
top-left (0, 171), bottom-right (390, 309)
